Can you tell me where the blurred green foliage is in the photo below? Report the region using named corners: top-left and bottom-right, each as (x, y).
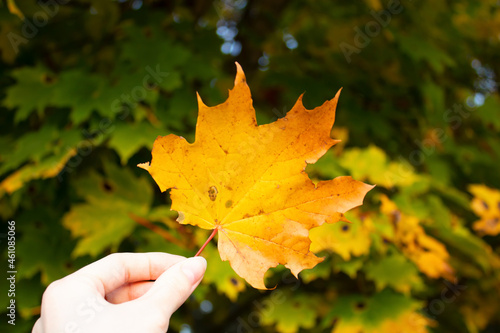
top-left (1, 0), bottom-right (500, 332)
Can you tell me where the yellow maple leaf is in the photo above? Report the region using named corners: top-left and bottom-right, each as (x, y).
top-left (468, 184), bottom-right (500, 236)
top-left (139, 63), bottom-right (373, 289)
top-left (380, 195), bottom-right (454, 280)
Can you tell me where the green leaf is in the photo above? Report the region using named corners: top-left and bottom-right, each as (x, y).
top-left (133, 229), bottom-right (191, 256)
top-left (16, 209), bottom-right (74, 284)
top-left (54, 69), bottom-right (107, 124)
top-left (476, 94), bottom-right (500, 130)
top-left (260, 291), bottom-right (321, 333)
top-left (119, 25), bottom-right (190, 73)
top-left (299, 258), bottom-right (332, 283)
top-left (5, 66), bottom-right (58, 122)
top-left (0, 147), bottom-right (76, 196)
top-left (434, 223), bottom-right (499, 275)
top-left (339, 145), bottom-right (419, 188)
top-left (398, 33), bottom-right (455, 73)
top-left (63, 160), bottom-right (152, 257)
top-left (333, 256), bottom-right (365, 279)
top-left (0, 123), bottom-right (57, 174)
top-left (421, 80), bottom-right (445, 123)
top-left (107, 121), bottom-right (165, 164)
top-left (198, 242), bottom-right (246, 301)
top-left (364, 251), bottom-right (423, 294)
top-left (323, 289), bottom-right (423, 331)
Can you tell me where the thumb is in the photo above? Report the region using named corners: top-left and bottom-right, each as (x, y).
top-left (139, 256), bottom-right (207, 316)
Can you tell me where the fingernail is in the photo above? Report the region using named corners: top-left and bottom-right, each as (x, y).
top-left (181, 257), bottom-right (207, 284)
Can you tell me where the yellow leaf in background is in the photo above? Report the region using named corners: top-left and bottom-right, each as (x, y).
top-left (139, 63), bottom-right (373, 289)
top-left (380, 195), bottom-right (454, 280)
top-left (379, 194), bottom-right (398, 214)
top-left (6, 0), bottom-right (24, 20)
top-left (363, 0), bottom-right (383, 11)
top-left (374, 310), bottom-right (435, 333)
top-left (339, 145), bottom-right (418, 189)
top-left (309, 212), bottom-right (372, 261)
top-left (0, 148), bottom-right (76, 195)
top-left (468, 184), bottom-right (500, 236)
top-left (460, 287), bottom-right (500, 333)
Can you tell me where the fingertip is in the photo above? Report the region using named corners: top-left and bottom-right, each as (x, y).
top-left (33, 318), bottom-right (41, 333)
top-left (137, 257), bottom-right (207, 316)
top-left (181, 257), bottom-right (207, 284)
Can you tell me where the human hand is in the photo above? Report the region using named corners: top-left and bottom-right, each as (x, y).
top-left (32, 252), bottom-right (207, 333)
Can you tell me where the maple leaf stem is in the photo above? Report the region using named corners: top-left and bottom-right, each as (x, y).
top-left (195, 228), bottom-right (218, 257)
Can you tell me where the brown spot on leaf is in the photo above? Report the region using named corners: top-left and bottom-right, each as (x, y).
top-left (355, 302), bottom-right (366, 310)
top-left (208, 186), bottom-right (218, 201)
top-left (102, 181), bottom-right (113, 192)
top-left (42, 74), bottom-right (55, 84)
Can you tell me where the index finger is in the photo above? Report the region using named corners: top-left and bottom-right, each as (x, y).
top-left (71, 252), bottom-right (186, 296)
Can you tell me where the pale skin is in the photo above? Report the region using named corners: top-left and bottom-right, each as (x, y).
top-left (32, 253), bottom-right (207, 333)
